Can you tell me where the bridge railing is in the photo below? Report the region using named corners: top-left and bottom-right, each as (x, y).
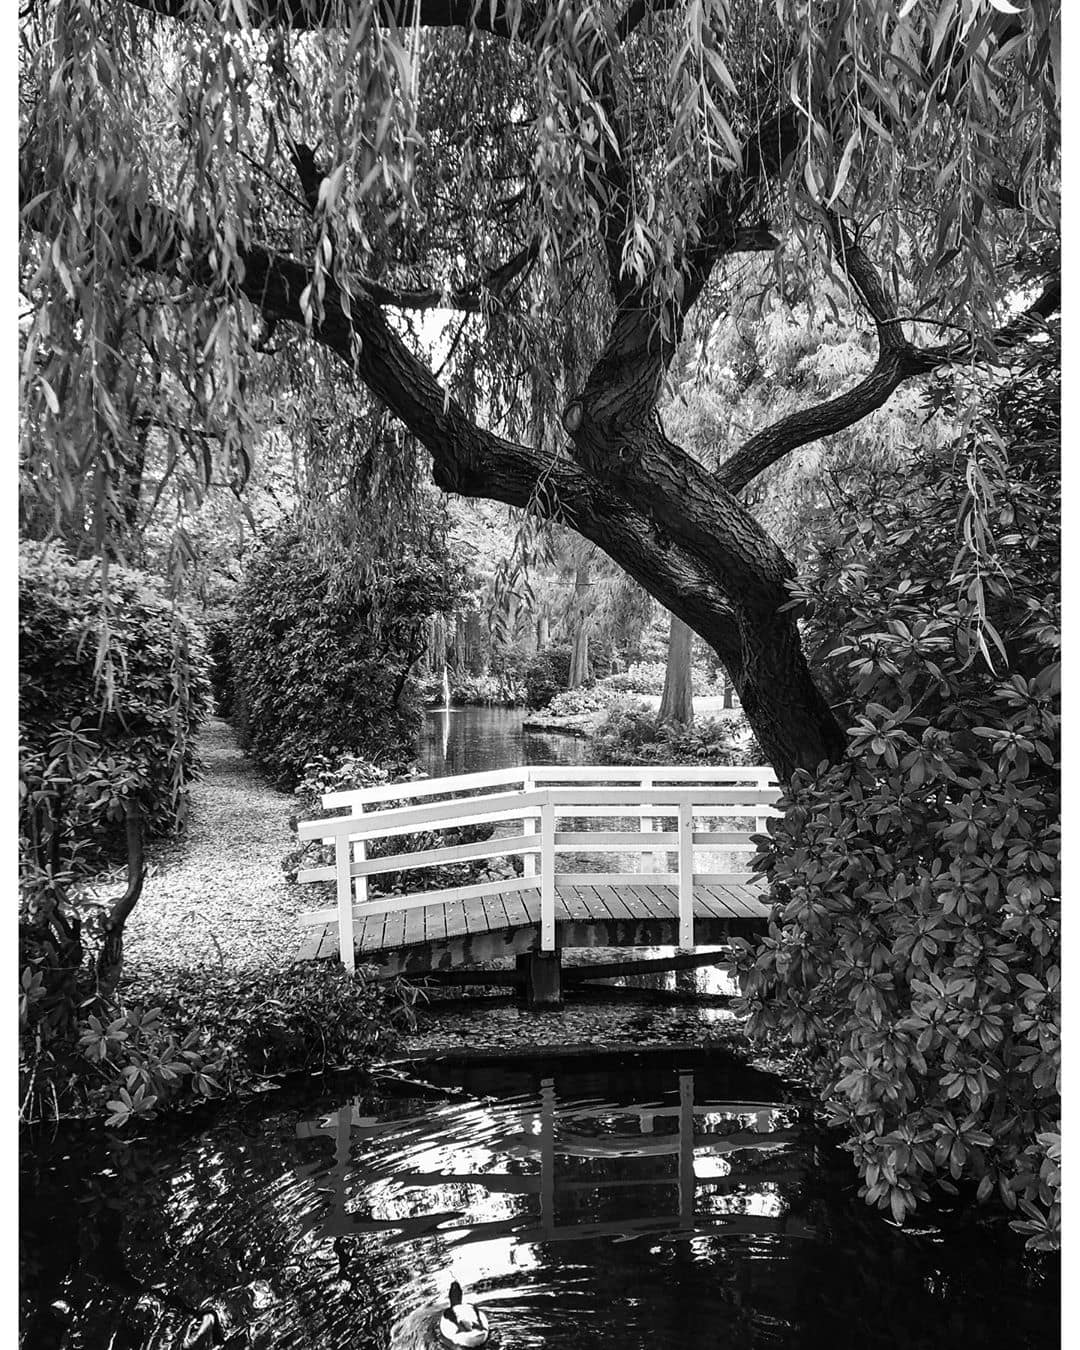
top-left (296, 765), bottom-right (780, 970)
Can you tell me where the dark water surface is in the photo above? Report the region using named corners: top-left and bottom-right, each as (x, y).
top-left (21, 1049), bottom-right (1057, 1349)
top-left (419, 707), bottom-right (591, 779)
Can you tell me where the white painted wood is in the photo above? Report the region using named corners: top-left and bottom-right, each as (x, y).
top-left (640, 773), bottom-right (655, 875)
top-left (298, 875), bottom-right (540, 926)
top-left (349, 833), bottom-right (539, 876)
top-left (298, 787), bottom-right (549, 839)
top-left (295, 767), bottom-right (781, 953)
top-left (322, 765), bottom-right (527, 809)
top-left (554, 831), bottom-right (680, 847)
top-left (557, 872), bottom-right (680, 887)
top-left (320, 764), bottom-right (775, 811)
top-left (352, 802), bottom-right (367, 910)
top-left (529, 765), bottom-right (772, 783)
top-left (691, 831), bottom-right (760, 845)
top-left (547, 788), bottom-right (780, 807)
top-left (334, 834), bottom-right (355, 973)
top-left (677, 799), bottom-right (694, 948)
top-left (522, 767), bottom-right (538, 878)
top-left (540, 800), bottom-right (556, 951)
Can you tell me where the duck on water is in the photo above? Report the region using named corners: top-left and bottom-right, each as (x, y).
top-left (393, 1281), bottom-right (492, 1348)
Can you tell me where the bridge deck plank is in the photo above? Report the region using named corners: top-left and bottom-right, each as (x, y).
top-left (576, 884), bottom-right (612, 922)
top-left (635, 884), bottom-right (677, 922)
top-left (425, 899), bottom-right (447, 944)
top-left (712, 882), bottom-right (770, 919)
top-left (502, 888), bottom-right (532, 928)
top-left (593, 884), bottom-right (633, 922)
top-left (693, 887), bottom-right (729, 922)
top-left (462, 894), bottom-right (490, 936)
top-left (303, 881), bottom-right (769, 964)
top-left (403, 903), bottom-right (427, 948)
top-left (382, 907), bottom-right (406, 952)
top-left (482, 890), bottom-right (510, 932)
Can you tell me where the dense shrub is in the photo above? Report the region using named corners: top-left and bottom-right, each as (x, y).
top-left (19, 543), bottom-right (211, 872)
top-left (451, 671), bottom-right (523, 706)
top-left (19, 960), bottom-right (415, 1127)
top-left (600, 661), bottom-right (668, 695)
top-left (231, 527), bottom-right (457, 788)
top-left (592, 704), bottom-right (761, 766)
top-left (734, 352), bottom-right (1060, 1247)
top-left (540, 685), bottom-right (624, 719)
top-left (522, 643), bottom-right (573, 707)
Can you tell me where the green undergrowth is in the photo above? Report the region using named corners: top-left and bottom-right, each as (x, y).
top-left (21, 959), bottom-right (417, 1129)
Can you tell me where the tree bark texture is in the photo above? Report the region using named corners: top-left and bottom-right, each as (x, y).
top-left (658, 613), bottom-right (695, 726)
top-left (567, 560), bottom-right (592, 689)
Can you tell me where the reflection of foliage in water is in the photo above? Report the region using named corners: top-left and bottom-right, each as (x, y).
top-left (20, 1057), bottom-right (1057, 1350)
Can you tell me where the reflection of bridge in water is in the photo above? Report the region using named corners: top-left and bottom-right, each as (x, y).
top-left (295, 1074), bottom-right (816, 1249)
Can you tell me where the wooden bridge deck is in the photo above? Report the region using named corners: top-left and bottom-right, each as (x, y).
top-left (298, 879), bottom-right (769, 974)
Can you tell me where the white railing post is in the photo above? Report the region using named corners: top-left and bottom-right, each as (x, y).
top-left (677, 797), bottom-right (694, 948)
top-left (352, 801), bottom-right (367, 909)
top-left (641, 774), bottom-right (655, 874)
top-left (522, 767), bottom-right (538, 878)
top-left (335, 834), bottom-right (356, 974)
top-left (540, 795), bottom-right (556, 951)
top-left (754, 767), bottom-right (771, 839)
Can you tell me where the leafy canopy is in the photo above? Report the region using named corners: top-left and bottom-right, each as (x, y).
top-left (735, 342), bottom-right (1060, 1245)
top-left (20, 0), bottom-right (1060, 569)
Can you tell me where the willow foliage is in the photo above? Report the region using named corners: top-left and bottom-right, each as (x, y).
top-left (20, 0), bottom-right (1059, 570)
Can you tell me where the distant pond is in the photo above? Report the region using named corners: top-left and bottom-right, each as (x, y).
top-left (419, 706), bottom-right (592, 779)
top-left (20, 1048), bottom-right (1058, 1349)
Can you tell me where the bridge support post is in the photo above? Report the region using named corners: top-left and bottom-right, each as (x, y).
top-left (517, 951), bottom-right (562, 1008)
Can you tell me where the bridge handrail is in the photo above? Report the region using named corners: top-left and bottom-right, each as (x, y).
top-left (320, 762), bottom-right (776, 811)
top-left (296, 766), bottom-right (781, 971)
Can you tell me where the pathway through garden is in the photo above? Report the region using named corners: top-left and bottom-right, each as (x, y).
top-left (119, 719), bottom-right (307, 972)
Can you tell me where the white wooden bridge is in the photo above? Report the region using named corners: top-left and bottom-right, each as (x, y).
top-left (296, 765), bottom-right (780, 1001)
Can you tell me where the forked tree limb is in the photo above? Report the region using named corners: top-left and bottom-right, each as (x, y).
top-left (716, 217), bottom-right (1060, 495)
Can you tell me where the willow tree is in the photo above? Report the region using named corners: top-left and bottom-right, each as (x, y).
top-left (20, 0), bottom-right (1059, 778)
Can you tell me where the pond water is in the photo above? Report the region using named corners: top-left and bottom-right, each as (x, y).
top-left (20, 1049), bottom-right (1057, 1350)
top-left (419, 706), bottom-right (592, 779)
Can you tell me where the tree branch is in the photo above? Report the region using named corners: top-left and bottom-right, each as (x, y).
top-left (124, 0), bottom-right (540, 42)
top-left (716, 217), bottom-right (1060, 496)
top-left (615, 0), bottom-right (680, 43)
top-left (289, 140), bottom-right (537, 312)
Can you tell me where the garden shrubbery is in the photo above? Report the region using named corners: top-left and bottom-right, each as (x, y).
top-left (592, 704), bottom-right (760, 766)
top-left (539, 685), bottom-right (625, 720)
top-left (20, 960), bottom-right (415, 1127)
top-left (231, 527), bottom-right (457, 788)
top-left (19, 542), bottom-right (212, 872)
top-left (600, 661), bottom-right (668, 696)
top-left (735, 350), bottom-right (1060, 1247)
top-left (523, 643), bottom-right (573, 707)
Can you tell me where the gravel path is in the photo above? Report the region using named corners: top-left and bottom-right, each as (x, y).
top-left (118, 720), bottom-right (309, 972)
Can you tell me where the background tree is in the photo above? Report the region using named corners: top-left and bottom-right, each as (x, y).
top-left (658, 613), bottom-right (695, 727)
